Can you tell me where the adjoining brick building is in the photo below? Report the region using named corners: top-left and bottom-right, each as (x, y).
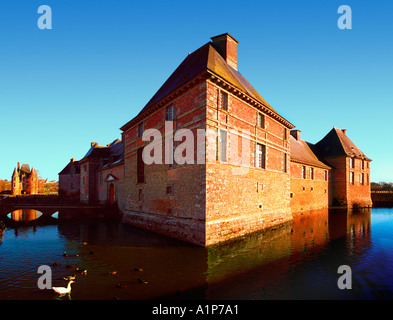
top-left (59, 139), bottom-right (124, 205)
top-left (58, 158), bottom-right (81, 198)
top-left (313, 127), bottom-right (372, 208)
top-left (289, 130), bottom-right (331, 214)
top-left (59, 33), bottom-right (372, 246)
top-left (11, 163), bottom-right (39, 195)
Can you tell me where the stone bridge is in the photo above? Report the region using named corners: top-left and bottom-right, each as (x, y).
top-left (0, 195), bottom-right (119, 220)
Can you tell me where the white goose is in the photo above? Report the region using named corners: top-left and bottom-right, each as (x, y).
top-left (52, 280), bottom-right (74, 295)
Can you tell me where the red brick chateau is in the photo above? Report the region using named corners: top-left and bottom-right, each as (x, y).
top-left (59, 33), bottom-right (372, 246)
top-left (11, 163), bottom-right (39, 195)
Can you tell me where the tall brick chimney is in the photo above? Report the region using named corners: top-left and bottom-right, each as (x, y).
top-left (17, 162), bottom-right (20, 170)
top-left (291, 130), bottom-right (301, 141)
top-left (211, 33), bottom-right (239, 70)
top-left (342, 129), bottom-right (347, 135)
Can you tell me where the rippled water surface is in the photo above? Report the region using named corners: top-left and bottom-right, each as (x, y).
top-left (0, 207), bottom-right (393, 300)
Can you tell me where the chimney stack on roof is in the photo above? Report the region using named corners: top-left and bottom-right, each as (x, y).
top-left (291, 130), bottom-right (301, 141)
top-left (71, 158), bottom-right (76, 162)
top-left (342, 129), bottom-right (347, 135)
top-left (91, 142), bottom-right (98, 147)
top-left (17, 162), bottom-right (20, 170)
top-left (211, 33), bottom-right (239, 70)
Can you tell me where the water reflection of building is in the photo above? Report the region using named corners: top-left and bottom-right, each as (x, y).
top-left (346, 208), bottom-right (372, 253)
top-left (290, 208), bottom-right (330, 253)
top-left (206, 209), bottom-right (330, 284)
top-left (205, 208), bottom-right (372, 299)
top-left (56, 220), bottom-right (208, 299)
top-left (10, 209), bottom-right (41, 222)
top-left (0, 221), bottom-right (6, 242)
top-left (328, 208), bottom-right (371, 244)
top-left (22, 207), bottom-right (371, 299)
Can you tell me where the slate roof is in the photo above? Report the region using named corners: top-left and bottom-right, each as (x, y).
top-left (81, 144), bottom-right (110, 160)
top-left (20, 164), bottom-right (31, 174)
top-left (121, 36), bottom-right (293, 131)
top-left (59, 160), bottom-right (80, 175)
top-left (107, 138), bottom-right (123, 158)
top-left (80, 139), bottom-right (124, 164)
top-left (314, 128), bottom-right (371, 161)
top-left (290, 135), bottom-right (331, 169)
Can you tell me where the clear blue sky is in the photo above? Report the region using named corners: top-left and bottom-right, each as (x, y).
top-left (0, 0), bottom-right (392, 182)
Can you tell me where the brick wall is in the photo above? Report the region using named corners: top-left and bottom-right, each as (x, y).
top-left (290, 161), bottom-right (330, 214)
top-left (325, 156), bottom-right (347, 205)
top-left (119, 80), bottom-right (208, 246)
top-left (346, 157), bottom-right (372, 207)
top-left (80, 158), bottom-right (101, 204)
top-left (205, 81), bottom-right (292, 246)
top-left (97, 163), bottom-right (124, 204)
top-left (326, 156), bottom-right (372, 207)
top-left (59, 173), bottom-right (80, 197)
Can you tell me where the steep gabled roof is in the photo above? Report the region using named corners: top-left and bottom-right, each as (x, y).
top-left (79, 139), bottom-right (123, 166)
top-left (137, 42), bottom-right (275, 116)
top-left (81, 144), bottom-right (110, 160)
top-left (121, 38), bottom-right (293, 132)
top-left (136, 42), bottom-right (210, 116)
top-left (107, 138), bottom-right (123, 157)
top-left (59, 160), bottom-right (80, 175)
top-left (290, 135), bottom-right (331, 169)
top-left (314, 128), bottom-right (371, 161)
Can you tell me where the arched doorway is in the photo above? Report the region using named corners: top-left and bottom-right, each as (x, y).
top-left (109, 184), bottom-right (115, 204)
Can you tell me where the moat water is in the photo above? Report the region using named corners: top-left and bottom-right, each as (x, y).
top-left (0, 207), bottom-right (393, 300)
